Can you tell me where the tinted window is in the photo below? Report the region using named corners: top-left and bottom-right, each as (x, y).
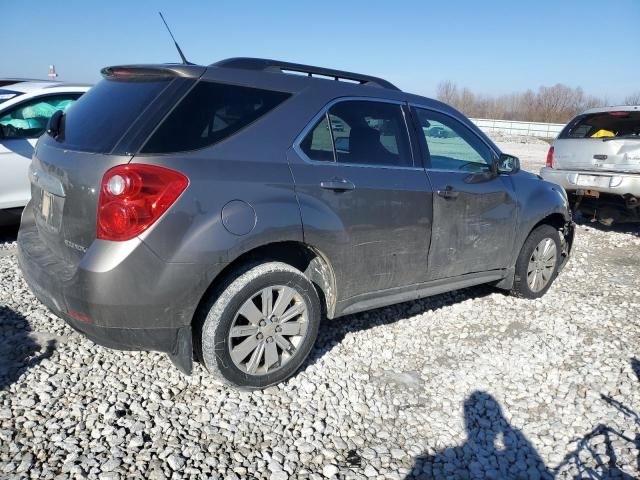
top-left (328, 101), bottom-right (412, 167)
top-left (142, 82), bottom-right (291, 153)
top-left (0, 94), bottom-right (81, 139)
top-left (414, 108), bottom-right (492, 172)
top-left (56, 78), bottom-right (170, 153)
top-left (560, 111), bottom-right (640, 139)
top-left (300, 114), bottom-right (334, 162)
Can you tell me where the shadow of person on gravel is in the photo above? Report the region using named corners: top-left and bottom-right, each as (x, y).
top-left (0, 306), bottom-right (56, 390)
top-left (404, 391), bottom-right (553, 479)
top-left (550, 359), bottom-right (640, 479)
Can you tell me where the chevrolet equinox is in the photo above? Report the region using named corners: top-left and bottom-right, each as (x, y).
top-left (18, 58), bottom-right (575, 388)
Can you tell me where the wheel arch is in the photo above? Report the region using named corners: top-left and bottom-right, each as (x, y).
top-left (497, 211), bottom-right (573, 291)
top-left (530, 212), bottom-right (567, 232)
top-left (192, 240), bottom-right (337, 331)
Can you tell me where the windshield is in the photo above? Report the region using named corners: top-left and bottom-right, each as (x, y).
top-left (560, 111), bottom-right (640, 140)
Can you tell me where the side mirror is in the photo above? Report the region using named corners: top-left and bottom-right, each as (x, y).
top-left (497, 153), bottom-right (520, 174)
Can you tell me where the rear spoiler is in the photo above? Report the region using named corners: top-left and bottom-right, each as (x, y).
top-left (101, 64), bottom-right (206, 80)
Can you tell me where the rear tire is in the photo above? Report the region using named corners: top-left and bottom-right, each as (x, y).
top-left (511, 225), bottom-right (561, 299)
top-left (199, 262), bottom-right (321, 389)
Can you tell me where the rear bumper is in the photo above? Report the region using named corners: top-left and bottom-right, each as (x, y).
top-left (16, 205), bottom-right (224, 373)
top-left (540, 167), bottom-right (640, 196)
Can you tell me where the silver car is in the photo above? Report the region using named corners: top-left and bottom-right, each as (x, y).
top-left (541, 105), bottom-right (640, 224)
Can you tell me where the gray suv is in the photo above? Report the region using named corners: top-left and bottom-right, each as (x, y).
top-left (17, 58), bottom-right (575, 388)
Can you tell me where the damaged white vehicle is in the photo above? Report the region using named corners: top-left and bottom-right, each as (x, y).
top-left (541, 105), bottom-right (640, 224)
top-left (0, 80), bottom-right (89, 225)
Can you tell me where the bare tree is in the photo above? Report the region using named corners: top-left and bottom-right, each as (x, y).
top-left (535, 84), bottom-right (585, 123)
top-left (624, 92), bottom-right (640, 105)
top-left (435, 80), bottom-right (459, 105)
top-left (458, 88), bottom-right (476, 115)
top-left (434, 81), bottom-right (611, 123)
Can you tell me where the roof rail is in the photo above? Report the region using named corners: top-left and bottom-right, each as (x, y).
top-left (212, 57), bottom-right (400, 91)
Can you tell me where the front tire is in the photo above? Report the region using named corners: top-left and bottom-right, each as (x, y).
top-left (512, 225), bottom-right (561, 299)
top-left (199, 262), bottom-right (321, 389)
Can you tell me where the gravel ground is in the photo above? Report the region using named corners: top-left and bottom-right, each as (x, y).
top-left (1, 197), bottom-right (639, 477)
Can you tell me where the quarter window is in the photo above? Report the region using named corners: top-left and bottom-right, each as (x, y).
top-left (414, 108), bottom-right (493, 172)
top-left (142, 81), bottom-right (291, 153)
top-left (299, 100), bottom-right (413, 168)
top-left (0, 94), bottom-right (81, 139)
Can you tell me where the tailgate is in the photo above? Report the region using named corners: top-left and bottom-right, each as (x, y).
top-left (553, 138), bottom-right (640, 173)
top-left (23, 69), bottom-right (198, 267)
top-left (29, 141), bottom-right (132, 266)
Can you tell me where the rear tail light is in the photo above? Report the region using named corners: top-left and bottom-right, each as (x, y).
top-left (97, 164), bottom-right (188, 241)
top-left (546, 146), bottom-right (554, 168)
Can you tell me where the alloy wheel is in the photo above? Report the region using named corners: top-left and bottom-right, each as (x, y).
top-left (527, 238), bottom-right (557, 293)
top-left (228, 285), bottom-right (309, 375)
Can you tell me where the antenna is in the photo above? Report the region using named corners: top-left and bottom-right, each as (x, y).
top-left (158, 12), bottom-right (192, 65)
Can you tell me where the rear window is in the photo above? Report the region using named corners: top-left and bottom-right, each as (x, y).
top-left (560, 111), bottom-right (640, 139)
top-left (140, 81), bottom-right (291, 153)
top-left (57, 78), bottom-right (171, 153)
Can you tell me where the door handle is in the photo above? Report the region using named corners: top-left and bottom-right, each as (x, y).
top-left (320, 178), bottom-right (355, 191)
top-left (436, 186), bottom-right (459, 199)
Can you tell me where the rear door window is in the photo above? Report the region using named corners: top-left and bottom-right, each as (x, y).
top-left (141, 82), bottom-right (291, 153)
top-left (328, 101), bottom-right (412, 167)
top-left (299, 100), bottom-right (413, 167)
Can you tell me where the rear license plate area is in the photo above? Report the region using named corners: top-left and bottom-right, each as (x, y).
top-left (576, 174), bottom-right (609, 188)
top-left (36, 188), bottom-right (63, 232)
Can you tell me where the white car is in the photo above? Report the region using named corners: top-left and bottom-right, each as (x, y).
top-left (0, 80), bottom-right (90, 225)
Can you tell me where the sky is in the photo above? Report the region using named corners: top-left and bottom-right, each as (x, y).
top-left (2, 0), bottom-right (639, 102)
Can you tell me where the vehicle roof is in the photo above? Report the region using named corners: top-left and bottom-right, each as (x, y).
top-left (212, 58), bottom-right (400, 90)
top-left (0, 79), bottom-right (92, 93)
top-left (581, 105), bottom-right (640, 115)
top-left (202, 58), bottom-right (459, 114)
top-left (104, 58), bottom-right (462, 111)
top-left (100, 58), bottom-right (501, 154)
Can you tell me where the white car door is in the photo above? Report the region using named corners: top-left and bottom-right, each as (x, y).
top-left (0, 93), bottom-right (82, 210)
top-left (0, 136), bottom-right (36, 210)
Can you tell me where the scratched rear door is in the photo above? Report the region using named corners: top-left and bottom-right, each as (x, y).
top-left (289, 99), bottom-right (433, 301)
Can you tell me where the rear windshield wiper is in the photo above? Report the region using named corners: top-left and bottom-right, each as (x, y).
top-left (603, 133), bottom-right (640, 142)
